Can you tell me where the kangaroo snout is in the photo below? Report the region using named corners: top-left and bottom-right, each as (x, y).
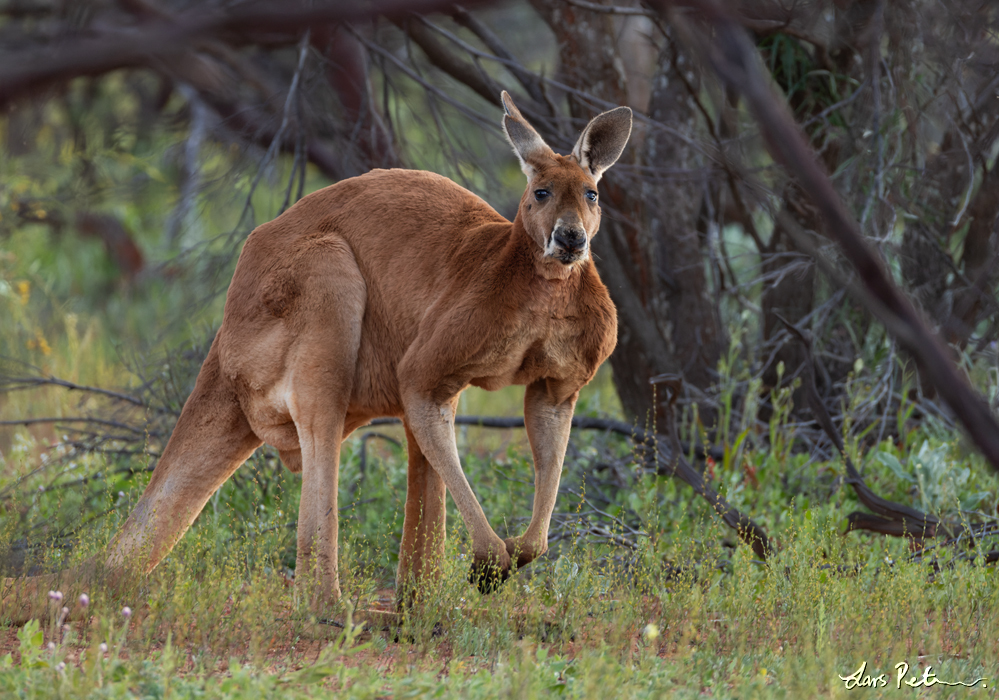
top-left (549, 225), bottom-right (588, 263)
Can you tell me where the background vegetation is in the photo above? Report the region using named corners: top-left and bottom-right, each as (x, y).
top-left (0, 0), bottom-right (997, 696)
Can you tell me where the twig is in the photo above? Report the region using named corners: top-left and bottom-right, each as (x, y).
top-left (0, 417), bottom-right (149, 435)
top-left (950, 125), bottom-right (976, 229)
top-left (367, 414), bottom-right (725, 460)
top-left (353, 432), bottom-right (402, 500)
top-left (561, 487), bottom-right (649, 538)
top-left (564, 0), bottom-right (655, 16)
top-left (234, 29), bottom-right (311, 231)
top-left (450, 6), bottom-right (550, 110)
top-left (652, 375), bottom-right (772, 559)
top-left (0, 367), bottom-right (145, 407)
top-left (798, 78), bottom-right (868, 131)
top-left (347, 26), bottom-right (500, 132)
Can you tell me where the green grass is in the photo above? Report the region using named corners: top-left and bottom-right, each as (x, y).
top-left (0, 505), bottom-right (996, 699)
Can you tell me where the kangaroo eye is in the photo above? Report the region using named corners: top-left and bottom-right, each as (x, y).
top-left (585, 190), bottom-right (598, 202)
top-left (534, 189), bottom-right (550, 201)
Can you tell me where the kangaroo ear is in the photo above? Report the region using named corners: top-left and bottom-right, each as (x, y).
top-left (501, 90), bottom-right (550, 177)
top-left (571, 106), bottom-right (633, 182)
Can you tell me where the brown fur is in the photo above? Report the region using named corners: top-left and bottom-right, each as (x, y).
top-left (1, 93), bottom-right (631, 619)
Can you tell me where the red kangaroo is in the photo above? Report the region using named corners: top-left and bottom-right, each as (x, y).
top-left (2, 92), bottom-right (631, 619)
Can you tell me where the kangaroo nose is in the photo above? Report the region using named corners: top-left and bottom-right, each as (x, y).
top-left (553, 227), bottom-right (586, 252)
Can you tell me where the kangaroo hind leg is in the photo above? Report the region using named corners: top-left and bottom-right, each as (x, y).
top-left (105, 343), bottom-right (263, 576)
top-left (396, 417), bottom-right (448, 609)
top-left (285, 240), bottom-right (366, 615)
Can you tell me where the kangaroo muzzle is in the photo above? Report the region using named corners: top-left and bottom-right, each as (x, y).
top-left (547, 225), bottom-right (588, 264)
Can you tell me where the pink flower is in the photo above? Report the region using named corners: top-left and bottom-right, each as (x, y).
top-left (48, 590), bottom-right (63, 602)
top-left (79, 593), bottom-right (90, 608)
top-left (122, 606), bottom-right (132, 618)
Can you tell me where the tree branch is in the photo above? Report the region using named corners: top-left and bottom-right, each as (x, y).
top-left (0, 0), bottom-right (495, 108)
top-left (400, 14), bottom-right (503, 106)
top-left (450, 5), bottom-right (550, 108)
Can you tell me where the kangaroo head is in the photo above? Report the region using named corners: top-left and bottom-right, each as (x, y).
top-left (501, 91), bottom-right (632, 267)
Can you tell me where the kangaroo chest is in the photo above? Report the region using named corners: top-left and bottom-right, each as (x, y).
top-left (468, 307), bottom-right (588, 392)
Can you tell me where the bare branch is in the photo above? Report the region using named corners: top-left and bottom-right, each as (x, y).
top-left (0, 366), bottom-right (145, 407)
top-left (0, 0), bottom-right (495, 108)
top-left (565, 0), bottom-right (655, 17)
top-left (400, 14), bottom-right (503, 106)
top-left (0, 417), bottom-right (149, 435)
top-left (234, 29), bottom-right (312, 230)
top-left (450, 5), bottom-right (550, 108)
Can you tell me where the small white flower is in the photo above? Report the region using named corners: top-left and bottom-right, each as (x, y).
top-left (121, 606), bottom-right (132, 618)
top-left (56, 661), bottom-right (66, 672)
top-left (78, 593), bottom-right (89, 608)
top-left (118, 491), bottom-right (125, 498)
top-left (99, 643), bottom-right (108, 653)
top-left (48, 590), bottom-right (63, 602)
top-left (61, 606), bottom-right (69, 616)
top-left (47, 642), bottom-right (56, 651)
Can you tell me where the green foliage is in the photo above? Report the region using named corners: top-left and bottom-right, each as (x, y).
top-left (757, 31), bottom-right (860, 139)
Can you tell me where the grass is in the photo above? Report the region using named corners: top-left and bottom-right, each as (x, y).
top-left (0, 506), bottom-right (996, 698)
